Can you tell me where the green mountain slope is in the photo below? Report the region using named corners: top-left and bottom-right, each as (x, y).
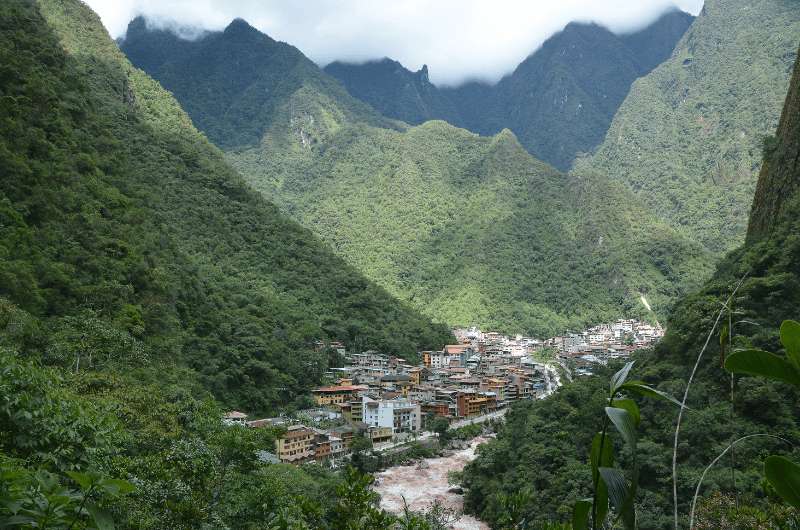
top-left (462, 41), bottom-right (800, 529)
top-left (0, 3), bottom-right (454, 529)
top-left (323, 10), bottom-right (694, 171)
top-left (121, 17), bottom-right (713, 336)
top-left (239, 121), bottom-right (712, 336)
top-left (577, 0), bottom-right (800, 254)
top-left (0, 0), bottom-right (451, 416)
top-left (120, 16), bottom-right (393, 150)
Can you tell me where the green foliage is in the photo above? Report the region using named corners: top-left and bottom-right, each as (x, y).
top-left (1, 0), bottom-right (450, 419)
top-left (119, 17), bottom-right (392, 151)
top-left (121, 15), bottom-right (713, 337)
top-left (463, 41), bottom-right (800, 523)
top-left (693, 492), bottom-right (800, 529)
top-left (569, 362), bottom-right (680, 530)
top-left (577, 0), bottom-right (800, 254)
top-left (725, 319), bottom-right (800, 509)
top-left (0, 2), bottom-right (457, 527)
top-left (0, 462), bottom-right (133, 530)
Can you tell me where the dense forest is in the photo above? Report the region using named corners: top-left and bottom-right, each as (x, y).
top-left (121, 16), bottom-right (713, 337)
top-left (0, 0), bottom-right (451, 416)
top-left (0, 1), bottom-right (457, 528)
top-left (462, 41), bottom-right (800, 528)
top-left (577, 0), bottom-right (800, 255)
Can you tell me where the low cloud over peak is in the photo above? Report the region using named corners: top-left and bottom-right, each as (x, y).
top-left (89, 0), bottom-right (703, 86)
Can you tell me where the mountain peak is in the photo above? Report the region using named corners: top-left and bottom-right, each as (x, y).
top-left (223, 17), bottom-right (263, 38)
top-left (417, 64), bottom-right (429, 82)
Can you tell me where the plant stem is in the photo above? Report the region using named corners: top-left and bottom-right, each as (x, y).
top-left (591, 396), bottom-right (612, 530)
top-left (688, 434), bottom-right (791, 528)
top-left (671, 273), bottom-right (747, 530)
top-left (67, 484), bottom-right (94, 530)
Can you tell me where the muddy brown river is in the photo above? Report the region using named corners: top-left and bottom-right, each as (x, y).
top-left (372, 436), bottom-right (490, 530)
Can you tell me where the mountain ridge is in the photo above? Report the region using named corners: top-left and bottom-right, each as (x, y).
top-left (120, 13), bottom-right (714, 336)
top-left (324, 9), bottom-right (695, 170)
top-left (0, 0), bottom-right (452, 417)
top-left (577, 0), bottom-right (800, 254)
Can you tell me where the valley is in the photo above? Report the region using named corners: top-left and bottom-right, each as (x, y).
top-left (2, 0), bottom-right (800, 528)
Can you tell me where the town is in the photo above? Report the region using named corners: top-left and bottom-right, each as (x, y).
top-left (224, 319), bottom-right (665, 465)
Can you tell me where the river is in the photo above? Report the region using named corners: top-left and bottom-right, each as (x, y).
top-left (372, 436), bottom-right (490, 530)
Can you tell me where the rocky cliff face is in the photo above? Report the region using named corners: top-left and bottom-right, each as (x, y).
top-left (747, 43), bottom-right (800, 242)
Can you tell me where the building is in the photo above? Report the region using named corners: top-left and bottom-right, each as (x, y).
top-left (422, 400), bottom-right (451, 418)
top-left (311, 384), bottom-right (367, 406)
top-left (222, 411), bottom-right (248, 426)
top-left (313, 430), bottom-right (332, 461)
top-left (362, 396), bottom-right (421, 434)
top-left (367, 426), bottom-right (393, 444)
top-left (276, 425), bottom-right (315, 463)
top-left (456, 391), bottom-right (496, 418)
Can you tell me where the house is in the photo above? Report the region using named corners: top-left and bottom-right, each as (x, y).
top-left (313, 430), bottom-right (332, 461)
top-left (456, 391), bottom-right (495, 418)
top-left (222, 411), bottom-right (248, 426)
top-left (422, 400), bottom-right (451, 418)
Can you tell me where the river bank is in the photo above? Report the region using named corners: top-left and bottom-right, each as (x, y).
top-left (372, 436), bottom-right (491, 530)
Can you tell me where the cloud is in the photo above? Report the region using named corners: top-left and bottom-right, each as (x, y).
top-left (85, 0), bottom-right (704, 86)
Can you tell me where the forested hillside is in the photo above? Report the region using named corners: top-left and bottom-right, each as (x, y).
top-left (0, 2), bottom-right (459, 528)
top-left (577, 0), bottom-right (800, 254)
top-left (241, 121), bottom-right (712, 337)
top-left (1, 0), bottom-right (451, 417)
top-left (121, 17), bottom-right (712, 336)
top-left (462, 41), bottom-right (800, 528)
top-left (120, 15), bottom-right (393, 150)
top-left (325, 9), bottom-right (694, 171)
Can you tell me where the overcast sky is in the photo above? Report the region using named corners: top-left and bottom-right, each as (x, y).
top-left (86, 0), bottom-right (704, 86)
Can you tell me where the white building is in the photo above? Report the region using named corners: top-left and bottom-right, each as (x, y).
top-left (362, 396), bottom-right (421, 434)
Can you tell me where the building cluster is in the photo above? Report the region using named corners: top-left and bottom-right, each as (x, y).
top-left (224, 319), bottom-right (662, 465)
top-left (541, 319), bottom-right (664, 375)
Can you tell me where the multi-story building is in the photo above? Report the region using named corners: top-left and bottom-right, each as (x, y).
top-left (362, 396), bottom-right (421, 434)
top-left (456, 391), bottom-right (496, 418)
top-left (422, 400), bottom-right (452, 418)
top-left (313, 430), bottom-right (332, 461)
top-left (367, 426), bottom-right (393, 444)
top-left (311, 384), bottom-right (367, 406)
top-left (276, 425), bottom-right (315, 463)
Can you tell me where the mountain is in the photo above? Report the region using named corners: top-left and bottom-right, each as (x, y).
top-left (323, 9), bottom-right (694, 170)
top-left (120, 15), bottom-right (393, 150)
top-left (121, 18), bottom-right (713, 336)
top-left (0, 2), bottom-right (456, 528)
top-left (577, 0), bottom-right (800, 254)
top-left (1, 0), bottom-right (451, 417)
top-left (462, 41), bottom-right (800, 528)
top-left (246, 121), bottom-right (713, 336)
top-left (324, 59), bottom-right (462, 126)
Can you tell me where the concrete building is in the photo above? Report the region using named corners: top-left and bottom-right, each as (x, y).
top-left (276, 425), bottom-right (315, 463)
top-left (362, 396), bottom-right (421, 434)
top-left (311, 385), bottom-right (367, 406)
